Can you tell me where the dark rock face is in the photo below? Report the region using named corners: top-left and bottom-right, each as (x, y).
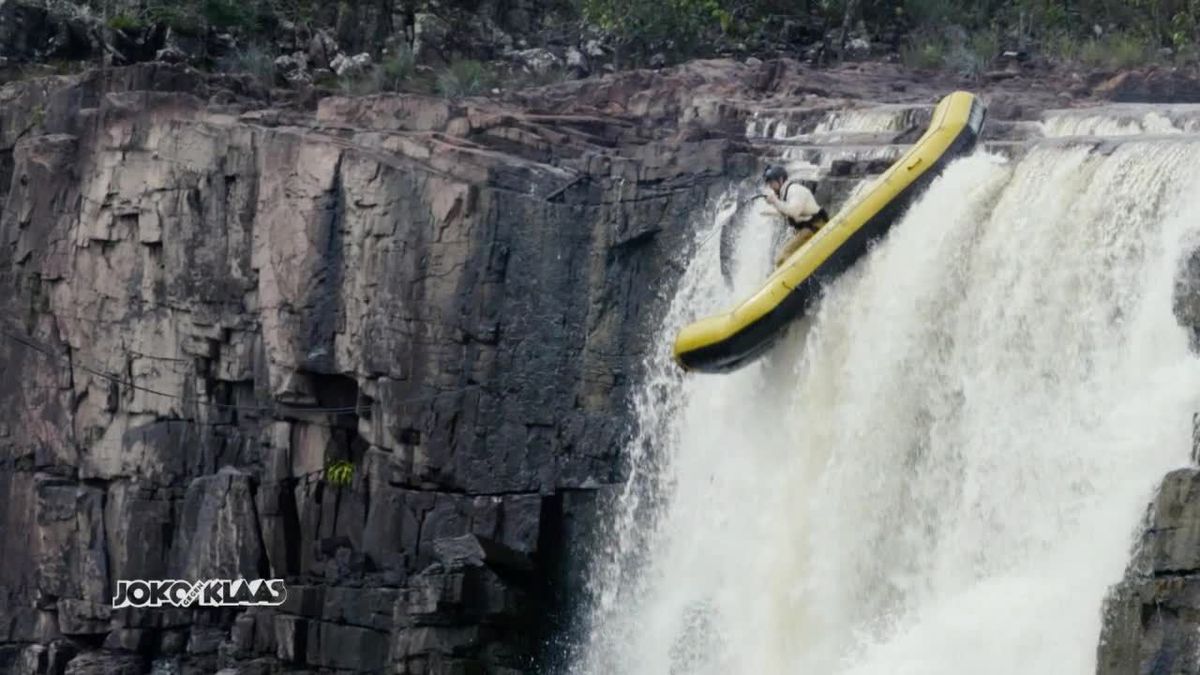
top-left (1097, 468), bottom-right (1200, 675)
top-left (1174, 247), bottom-right (1200, 351)
top-left (1093, 68), bottom-right (1200, 103)
top-left (0, 61), bottom-right (758, 673)
top-left (0, 1), bottom-right (100, 65)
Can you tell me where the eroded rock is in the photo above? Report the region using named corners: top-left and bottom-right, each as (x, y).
top-left (1098, 468), bottom-right (1200, 675)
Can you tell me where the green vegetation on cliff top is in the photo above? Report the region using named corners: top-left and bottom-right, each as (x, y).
top-left (70, 0), bottom-right (1200, 78)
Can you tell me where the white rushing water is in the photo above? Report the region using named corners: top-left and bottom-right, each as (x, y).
top-left (811, 106), bottom-right (931, 135)
top-left (747, 106), bottom-right (930, 144)
top-left (1039, 105), bottom-right (1200, 138)
top-left (571, 137), bottom-right (1200, 674)
top-left (1041, 110), bottom-right (1184, 137)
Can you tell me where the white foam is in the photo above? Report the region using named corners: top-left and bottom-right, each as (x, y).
top-left (573, 139), bottom-right (1200, 675)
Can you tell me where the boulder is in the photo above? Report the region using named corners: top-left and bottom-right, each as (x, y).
top-left (1094, 68), bottom-right (1200, 103)
top-left (412, 13), bottom-right (450, 63)
top-left (1098, 469), bottom-right (1200, 674)
top-left (274, 52), bottom-right (310, 85)
top-left (307, 29), bottom-right (339, 70)
top-left (154, 29), bottom-right (203, 65)
top-left (510, 47), bottom-right (560, 74)
top-left (565, 46), bottom-right (588, 75)
top-left (331, 51), bottom-right (373, 78)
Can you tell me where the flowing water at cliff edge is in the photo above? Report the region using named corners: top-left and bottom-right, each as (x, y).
top-left (571, 116), bottom-right (1200, 673)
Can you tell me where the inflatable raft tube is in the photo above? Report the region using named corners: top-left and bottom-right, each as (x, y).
top-left (674, 91), bottom-right (986, 373)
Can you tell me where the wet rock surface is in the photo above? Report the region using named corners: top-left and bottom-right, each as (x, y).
top-left (1097, 467), bottom-right (1200, 675)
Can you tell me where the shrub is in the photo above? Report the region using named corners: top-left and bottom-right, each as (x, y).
top-left (217, 43), bottom-right (277, 87)
top-left (436, 59), bottom-right (497, 98)
top-left (1044, 32), bottom-right (1080, 64)
top-left (900, 38), bottom-right (945, 69)
top-left (968, 29), bottom-right (998, 64)
top-left (144, 4), bottom-right (205, 35)
top-left (900, 27), bottom-right (997, 76)
top-left (1050, 33), bottom-right (1160, 70)
top-left (577, 0), bottom-right (732, 64)
top-left (117, 0), bottom-right (264, 36)
top-left (1106, 34), bottom-right (1157, 69)
top-left (943, 42), bottom-right (985, 77)
top-left (945, 29), bottom-right (997, 77)
top-left (902, 0), bottom-right (970, 27)
top-left (372, 48), bottom-right (416, 92)
top-left (201, 0), bottom-right (261, 30)
top-left (332, 50), bottom-right (419, 96)
top-left (1076, 39), bottom-right (1110, 67)
top-left (106, 13), bottom-right (144, 32)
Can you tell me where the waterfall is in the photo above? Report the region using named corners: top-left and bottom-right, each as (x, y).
top-left (571, 120), bottom-right (1200, 675)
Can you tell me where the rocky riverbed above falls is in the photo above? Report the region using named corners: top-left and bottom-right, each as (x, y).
top-left (1, 55), bottom-right (1200, 674)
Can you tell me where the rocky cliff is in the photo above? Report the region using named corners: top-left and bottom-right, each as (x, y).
top-left (2, 52), bottom-right (1197, 675)
top-left (2, 55), bottom-right (1053, 674)
top-left (0, 60), bottom-right (769, 674)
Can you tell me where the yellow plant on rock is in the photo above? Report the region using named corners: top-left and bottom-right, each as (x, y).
top-left (325, 460), bottom-right (355, 487)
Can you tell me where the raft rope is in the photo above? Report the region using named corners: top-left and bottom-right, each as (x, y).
top-left (681, 194), bottom-right (766, 261)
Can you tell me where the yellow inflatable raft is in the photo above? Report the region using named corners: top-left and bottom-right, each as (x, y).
top-left (674, 91), bottom-right (986, 373)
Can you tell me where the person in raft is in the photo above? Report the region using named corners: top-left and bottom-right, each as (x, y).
top-left (761, 164), bottom-right (829, 266)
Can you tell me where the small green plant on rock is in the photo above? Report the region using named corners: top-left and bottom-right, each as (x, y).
top-left (325, 459), bottom-right (355, 487)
